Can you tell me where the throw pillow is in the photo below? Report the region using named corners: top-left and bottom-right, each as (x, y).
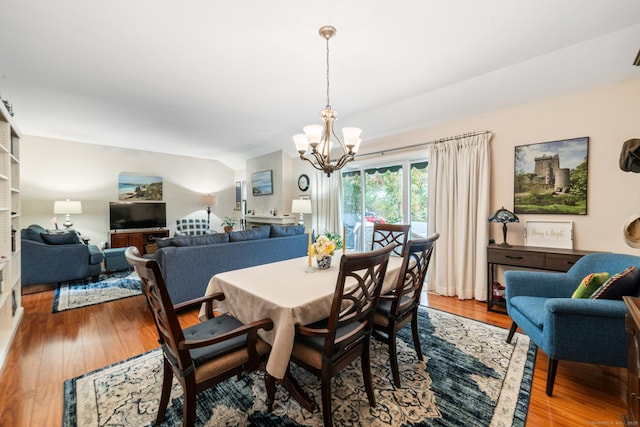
top-left (228, 225), bottom-right (270, 242)
top-left (571, 272), bottom-right (610, 298)
top-left (591, 266), bottom-right (640, 300)
top-left (270, 225), bottom-right (305, 238)
top-left (41, 232), bottom-right (81, 245)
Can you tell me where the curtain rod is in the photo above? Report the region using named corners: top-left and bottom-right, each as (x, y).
top-left (355, 130), bottom-right (491, 158)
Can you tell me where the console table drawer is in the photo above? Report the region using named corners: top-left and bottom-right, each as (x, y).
top-left (545, 253), bottom-right (583, 272)
top-left (487, 249), bottom-right (545, 268)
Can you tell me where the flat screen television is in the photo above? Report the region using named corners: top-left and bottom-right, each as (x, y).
top-left (109, 202), bottom-right (167, 230)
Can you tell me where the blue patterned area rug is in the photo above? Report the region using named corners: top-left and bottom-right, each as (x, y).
top-left (52, 270), bottom-right (141, 313)
top-left (62, 307), bottom-right (535, 426)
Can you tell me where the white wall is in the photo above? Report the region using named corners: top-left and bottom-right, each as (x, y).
top-left (20, 76), bottom-right (640, 256)
top-left (21, 136), bottom-right (236, 246)
top-left (361, 75), bottom-right (640, 254)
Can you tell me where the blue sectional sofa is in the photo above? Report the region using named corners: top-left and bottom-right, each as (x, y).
top-left (21, 224), bottom-right (104, 287)
top-left (153, 225), bottom-right (309, 305)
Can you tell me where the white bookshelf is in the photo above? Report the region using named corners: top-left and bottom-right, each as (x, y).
top-left (0, 101), bottom-right (22, 371)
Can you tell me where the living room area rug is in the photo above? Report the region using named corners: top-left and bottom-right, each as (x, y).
top-left (62, 307), bottom-right (534, 426)
top-left (52, 270), bottom-right (141, 313)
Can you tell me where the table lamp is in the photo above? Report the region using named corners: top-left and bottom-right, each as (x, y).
top-left (53, 199), bottom-right (83, 229)
top-left (488, 206), bottom-right (519, 247)
top-left (291, 199), bottom-right (312, 226)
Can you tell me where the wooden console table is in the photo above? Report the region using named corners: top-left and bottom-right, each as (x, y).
top-left (109, 229), bottom-right (169, 255)
top-left (624, 296), bottom-right (640, 426)
top-left (487, 244), bottom-right (592, 312)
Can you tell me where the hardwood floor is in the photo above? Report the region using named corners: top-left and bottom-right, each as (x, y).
top-left (0, 290), bottom-right (628, 426)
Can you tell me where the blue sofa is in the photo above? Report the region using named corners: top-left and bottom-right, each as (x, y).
top-left (153, 225), bottom-right (309, 305)
top-left (21, 224), bottom-right (105, 287)
top-left (505, 252), bottom-right (640, 396)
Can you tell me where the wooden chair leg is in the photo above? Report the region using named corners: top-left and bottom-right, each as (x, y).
top-left (388, 329), bottom-right (401, 388)
top-left (182, 380), bottom-right (197, 427)
top-left (362, 338), bottom-right (376, 407)
top-left (320, 375), bottom-right (333, 427)
top-left (264, 373), bottom-right (276, 412)
top-left (410, 313), bottom-right (423, 361)
top-left (506, 321), bottom-right (518, 343)
top-left (546, 358), bottom-right (559, 396)
top-left (156, 358), bottom-right (173, 424)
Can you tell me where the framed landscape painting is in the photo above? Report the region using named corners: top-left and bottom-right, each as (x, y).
top-left (514, 137), bottom-right (588, 215)
top-left (251, 170), bottom-right (273, 196)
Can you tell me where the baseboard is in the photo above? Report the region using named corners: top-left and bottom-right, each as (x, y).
top-left (21, 283), bottom-right (56, 295)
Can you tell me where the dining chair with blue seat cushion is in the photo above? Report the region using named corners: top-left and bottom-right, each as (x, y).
top-left (505, 252), bottom-right (640, 396)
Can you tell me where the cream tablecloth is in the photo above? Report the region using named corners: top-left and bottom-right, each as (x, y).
top-left (201, 255), bottom-right (403, 379)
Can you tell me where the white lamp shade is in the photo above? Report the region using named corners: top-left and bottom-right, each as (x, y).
top-left (201, 194), bottom-right (217, 206)
top-left (303, 125), bottom-right (323, 145)
top-left (291, 199), bottom-right (312, 214)
top-left (342, 127), bottom-right (362, 147)
top-left (293, 134), bottom-right (308, 153)
top-left (53, 199), bottom-right (82, 214)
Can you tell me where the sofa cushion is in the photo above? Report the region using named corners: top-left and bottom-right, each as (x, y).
top-left (591, 266), bottom-right (640, 300)
top-left (228, 225), bottom-right (270, 242)
top-left (40, 232), bottom-right (81, 245)
top-left (174, 233), bottom-right (229, 247)
top-left (22, 228), bottom-right (46, 243)
top-left (509, 296), bottom-right (547, 329)
top-left (157, 233), bottom-right (230, 248)
top-left (571, 272), bottom-right (611, 299)
top-left (270, 225), bottom-right (305, 238)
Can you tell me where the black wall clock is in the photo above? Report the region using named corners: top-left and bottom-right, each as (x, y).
top-left (297, 174), bottom-right (310, 192)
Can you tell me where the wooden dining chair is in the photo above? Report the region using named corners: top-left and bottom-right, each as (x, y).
top-left (371, 223), bottom-right (410, 256)
top-left (124, 247), bottom-right (274, 427)
top-left (373, 233), bottom-right (439, 387)
top-left (277, 245), bottom-right (394, 427)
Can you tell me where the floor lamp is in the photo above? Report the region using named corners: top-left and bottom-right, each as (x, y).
top-left (201, 194), bottom-right (217, 225)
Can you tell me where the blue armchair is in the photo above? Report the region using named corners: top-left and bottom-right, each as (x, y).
top-left (21, 224), bottom-right (104, 287)
top-left (505, 252), bottom-right (640, 396)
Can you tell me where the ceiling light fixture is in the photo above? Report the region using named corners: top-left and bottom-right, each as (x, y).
top-left (293, 25), bottom-right (361, 177)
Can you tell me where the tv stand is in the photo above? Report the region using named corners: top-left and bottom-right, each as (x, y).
top-left (109, 229), bottom-right (169, 255)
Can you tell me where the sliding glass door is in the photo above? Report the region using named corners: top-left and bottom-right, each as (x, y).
top-left (343, 160), bottom-right (428, 251)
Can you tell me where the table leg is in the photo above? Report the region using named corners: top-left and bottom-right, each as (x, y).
top-left (264, 370), bottom-right (317, 413)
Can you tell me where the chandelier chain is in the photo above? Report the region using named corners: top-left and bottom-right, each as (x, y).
top-left (325, 37), bottom-right (331, 109)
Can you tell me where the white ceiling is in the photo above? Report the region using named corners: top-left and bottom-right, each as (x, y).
top-left (1, 1), bottom-right (639, 170)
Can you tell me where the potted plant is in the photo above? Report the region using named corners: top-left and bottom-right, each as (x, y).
top-left (221, 217), bottom-right (236, 232)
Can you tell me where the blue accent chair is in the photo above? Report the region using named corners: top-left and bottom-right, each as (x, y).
top-left (505, 252), bottom-right (640, 396)
top-left (21, 224), bottom-right (105, 287)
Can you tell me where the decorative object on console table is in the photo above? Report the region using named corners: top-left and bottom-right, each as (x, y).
top-left (488, 206), bottom-right (519, 248)
top-left (291, 199), bottom-right (312, 226)
top-left (53, 199), bottom-right (82, 229)
top-left (487, 244), bottom-right (592, 313)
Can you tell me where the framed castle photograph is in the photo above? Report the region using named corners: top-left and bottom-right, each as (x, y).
top-left (514, 137), bottom-right (589, 215)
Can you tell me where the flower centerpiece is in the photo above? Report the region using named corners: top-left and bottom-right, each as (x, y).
top-left (311, 232), bottom-right (343, 269)
top-left (221, 217), bottom-right (236, 232)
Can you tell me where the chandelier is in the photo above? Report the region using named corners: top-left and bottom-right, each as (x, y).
top-left (293, 25), bottom-right (362, 177)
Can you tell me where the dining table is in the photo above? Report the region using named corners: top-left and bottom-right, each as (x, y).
top-left (199, 254), bottom-right (404, 410)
